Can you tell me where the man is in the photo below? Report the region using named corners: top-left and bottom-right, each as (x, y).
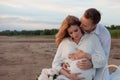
top-left (78, 8), bottom-right (111, 80)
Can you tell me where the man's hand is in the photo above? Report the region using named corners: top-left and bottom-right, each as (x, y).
top-left (68, 50), bottom-right (84, 60)
top-left (77, 59), bottom-right (93, 70)
top-left (69, 54), bottom-right (78, 60)
top-left (69, 50), bottom-right (91, 60)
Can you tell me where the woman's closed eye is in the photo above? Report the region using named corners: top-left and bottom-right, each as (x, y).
top-left (69, 29), bottom-right (78, 35)
top-left (69, 32), bottom-right (73, 35)
top-left (74, 29), bottom-right (78, 32)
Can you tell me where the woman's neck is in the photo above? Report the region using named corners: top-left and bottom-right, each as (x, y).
top-left (73, 37), bottom-right (81, 44)
top-left (74, 40), bottom-right (79, 44)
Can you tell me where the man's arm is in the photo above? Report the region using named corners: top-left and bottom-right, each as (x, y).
top-left (69, 50), bottom-right (93, 70)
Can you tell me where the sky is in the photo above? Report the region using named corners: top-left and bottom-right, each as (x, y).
top-left (0, 0), bottom-right (120, 31)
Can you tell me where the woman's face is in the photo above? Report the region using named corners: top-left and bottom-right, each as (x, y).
top-left (67, 25), bottom-right (82, 41)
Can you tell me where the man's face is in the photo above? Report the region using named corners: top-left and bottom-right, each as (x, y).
top-left (80, 16), bottom-right (95, 33)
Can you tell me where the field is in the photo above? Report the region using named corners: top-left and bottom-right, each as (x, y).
top-left (0, 36), bottom-right (120, 80)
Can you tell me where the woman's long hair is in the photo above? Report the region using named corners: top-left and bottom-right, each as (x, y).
top-left (55, 15), bottom-right (82, 47)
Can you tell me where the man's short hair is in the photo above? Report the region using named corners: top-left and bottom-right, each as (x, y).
top-left (84, 8), bottom-right (101, 24)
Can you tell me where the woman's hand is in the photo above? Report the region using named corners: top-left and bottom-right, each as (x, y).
top-left (62, 62), bottom-right (70, 72)
top-left (77, 59), bottom-right (93, 70)
top-left (69, 73), bottom-right (85, 80)
top-left (61, 63), bottom-right (86, 80)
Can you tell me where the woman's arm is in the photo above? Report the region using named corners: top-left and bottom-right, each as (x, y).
top-left (52, 41), bottom-right (64, 72)
top-left (59, 68), bottom-right (70, 78)
top-left (60, 68), bottom-right (83, 80)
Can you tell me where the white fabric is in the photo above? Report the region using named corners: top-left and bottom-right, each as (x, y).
top-left (52, 33), bottom-right (106, 80)
top-left (56, 75), bottom-right (70, 80)
top-left (91, 24), bottom-right (111, 80)
top-left (38, 68), bottom-right (58, 80)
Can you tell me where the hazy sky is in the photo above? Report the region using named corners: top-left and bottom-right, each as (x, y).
top-left (0, 0), bottom-right (120, 31)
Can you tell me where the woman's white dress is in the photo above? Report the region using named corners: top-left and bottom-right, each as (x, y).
top-left (52, 33), bottom-right (106, 80)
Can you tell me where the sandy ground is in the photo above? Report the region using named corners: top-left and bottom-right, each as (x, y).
top-left (0, 36), bottom-right (120, 80)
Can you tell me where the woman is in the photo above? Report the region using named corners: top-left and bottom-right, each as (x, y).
top-left (52, 15), bottom-right (106, 80)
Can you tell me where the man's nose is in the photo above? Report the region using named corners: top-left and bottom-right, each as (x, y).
top-left (80, 24), bottom-right (83, 27)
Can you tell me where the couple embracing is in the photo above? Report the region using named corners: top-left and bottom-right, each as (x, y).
top-left (38, 8), bottom-right (111, 80)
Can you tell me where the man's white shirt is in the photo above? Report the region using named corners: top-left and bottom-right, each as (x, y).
top-left (91, 24), bottom-right (111, 80)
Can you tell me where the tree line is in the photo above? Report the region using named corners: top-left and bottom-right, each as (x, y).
top-left (0, 29), bottom-right (58, 36)
top-left (106, 25), bottom-right (120, 38)
top-left (0, 25), bottom-right (120, 37)
top-left (106, 25), bottom-right (120, 30)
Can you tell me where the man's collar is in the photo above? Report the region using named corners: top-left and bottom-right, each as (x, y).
top-left (91, 24), bottom-right (100, 35)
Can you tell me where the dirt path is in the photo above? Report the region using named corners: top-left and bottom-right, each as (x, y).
top-left (0, 36), bottom-right (119, 80)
